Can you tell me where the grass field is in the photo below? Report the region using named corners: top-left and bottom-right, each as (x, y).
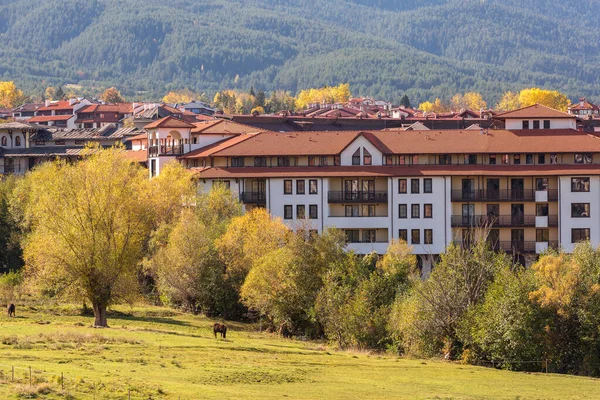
top-left (0, 303), bottom-right (598, 399)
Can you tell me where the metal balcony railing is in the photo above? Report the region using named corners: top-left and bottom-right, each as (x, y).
top-left (148, 145), bottom-right (184, 157)
top-left (451, 189), bottom-right (558, 202)
top-left (328, 191), bottom-right (388, 203)
top-left (239, 192), bottom-right (266, 205)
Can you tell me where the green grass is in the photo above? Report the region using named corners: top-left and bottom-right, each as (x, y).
top-left (0, 303), bottom-right (598, 399)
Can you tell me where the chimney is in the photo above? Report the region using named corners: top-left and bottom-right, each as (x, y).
top-left (45, 100), bottom-right (51, 107)
top-left (580, 98), bottom-right (585, 107)
top-left (69, 98), bottom-right (76, 106)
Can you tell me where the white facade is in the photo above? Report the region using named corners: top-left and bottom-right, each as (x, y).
top-left (505, 118), bottom-right (576, 130)
top-left (558, 175), bottom-right (600, 252)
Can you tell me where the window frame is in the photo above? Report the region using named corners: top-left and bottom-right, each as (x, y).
top-left (424, 178), bottom-right (433, 193)
top-left (296, 180), bottom-right (305, 195)
top-left (571, 203), bottom-right (590, 218)
top-left (352, 149), bottom-right (361, 166)
top-left (424, 229), bottom-right (433, 245)
top-left (411, 229), bottom-right (420, 245)
top-left (399, 229), bottom-right (408, 242)
top-left (363, 148), bottom-right (372, 165)
top-left (411, 179), bottom-right (420, 194)
top-left (309, 180), bottom-right (318, 194)
top-left (571, 177), bottom-right (590, 192)
top-left (398, 179), bottom-right (407, 194)
top-left (411, 204), bottom-right (420, 219)
top-left (424, 204), bottom-right (433, 218)
top-left (297, 204), bottom-right (306, 219)
top-left (284, 205), bottom-right (293, 220)
top-left (572, 228), bottom-right (590, 243)
top-left (398, 204), bottom-right (407, 219)
top-left (283, 180), bottom-right (292, 195)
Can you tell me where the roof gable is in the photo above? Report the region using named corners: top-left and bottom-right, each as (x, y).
top-left (144, 116), bottom-right (195, 130)
top-left (497, 104), bottom-right (574, 119)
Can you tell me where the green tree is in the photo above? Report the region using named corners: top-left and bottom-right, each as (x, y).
top-left (399, 94), bottom-right (411, 108)
top-left (54, 86), bottom-right (65, 101)
top-left (0, 176), bottom-right (23, 273)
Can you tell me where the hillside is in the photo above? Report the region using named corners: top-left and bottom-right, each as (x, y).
top-left (1, 303), bottom-right (599, 399)
top-left (1, 0), bottom-right (599, 104)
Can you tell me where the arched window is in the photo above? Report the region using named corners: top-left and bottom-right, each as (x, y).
top-left (352, 149), bottom-right (360, 165)
top-left (363, 148), bottom-right (372, 165)
top-left (15, 136), bottom-right (21, 146)
top-left (1, 136), bottom-right (6, 146)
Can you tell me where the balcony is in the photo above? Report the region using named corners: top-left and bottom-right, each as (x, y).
top-left (328, 191), bottom-right (388, 203)
top-left (148, 145), bottom-right (184, 157)
top-left (0, 165), bottom-right (24, 175)
top-left (239, 191), bottom-right (266, 205)
top-left (451, 215), bottom-right (557, 228)
top-left (451, 189), bottom-right (558, 202)
top-left (456, 240), bottom-right (536, 253)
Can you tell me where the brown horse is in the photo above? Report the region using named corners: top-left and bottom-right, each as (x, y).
top-left (7, 303), bottom-right (15, 318)
top-left (213, 323), bottom-right (227, 339)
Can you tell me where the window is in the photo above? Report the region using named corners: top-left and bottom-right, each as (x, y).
top-left (55, 140), bottom-right (65, 146)
top-left (284, 180), bottom-right (292, 195)
top-left (550, 154), bottom-right (558, 164)
top-left (297, 205), bottom-right (306, 219)
top-left (412, 155), bottom-right (419, 165)
top-left (536, 178), bottom-right (548, 191)
top-left (35, 140), bottom-right (45, 146)
top-left (411, 179), bottom-right (420, 194)
top-left (575, 153), bottom-right (593, 164)
top-left (543, 120), bottom-right (551, 129)
top-left (399, 155), bottom-right (406, 165)
top-left (385, 155), bottom-right (394, 165)
top-left (231, 157), bottom-right (244, 167)
top-left (398, 179), bottom-right (407, 194)
top-left (14, 136), bottom-right (21, 146)
top-left (489, 154), bottom-right (496, 165)
top-left (362, 205), bottom-right (376, 217)
top-left (308, 156), bottom-right (316, 166)
top-left (526, 154), bottom-right (534, 164)
top-left (309, 180), bottom-right (318, 194)
top-left (466, 154), bottom-right (477, 164)
top-left (538, 154), bottom-right (546, 164)
top-left (572, 228), bottom-right (590, 243)
top-left (296, 180), bottom-right (305, 195)
top-left (352, 149), bottom-right (360, 165)
top-left (0, 136), bottom-right (6, 146)
top-left (284, 205), bottom-right (293, 219)
top-left (363, 148), bottom-right (372, 165)
top-left (502, 154), bottom-right (509, 164)
top-left (411, 204), bottom-right (420, 218)
top-left (334, 156), bottom-right (341, 166)
top-left (424, 229), bottom-right (433, 245)
top-left (321, 156), bottom-right (328, 166)
top-left (572, 203), bottom-right (590, 218)
top-left (424, 178), bottom-right (432, 193)
top-left (424, 204), bottom-right (433, 218)
top-left (522, 120), bottom-right (530, 129)
top-left (345, 205), bottom-right (360, 217)
top-left (212, 180), bottom-right (231, 189)
top-left (513, 154), bottom-right (521, 165)
top-left (571, 177), bottom-right (590, 192)
top-left (277, 156), bottom-right (291, 166)
top-left (398, 204), bottom-right (407, 218)
top-left (345, 230), bottom-right (360, 243)
top-left (536, 203), bottom-right (548, 216)
top-left (439, 154), bottom-right (451, 165)
top-left (74, 140), bottom-right (85, 145)
top-left (399, 229), bottom-right (408, 242)
top-left (362, 230), bottom-right (376, 243)
top-left (533, 120), bottom-right (540, 129)
top-left (536, 229), bottom-right (549, 242)
top-left (411, 229), bottom-right (420, 245)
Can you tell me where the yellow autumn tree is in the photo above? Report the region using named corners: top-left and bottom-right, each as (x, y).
top-left (295, 83), bottom-right (351, 110)
top-left (419, 98), bottom-right (448, 113)
top-left (100, 87), bottom-right (125, 103)
top-left (0, 81), bottom-right (25, 108)
top-left (163, 89), bottom-right (198, 104)
top-left (517, 88), bottom-right (571, 112)
top-left (496, 91), bottom-right (521, 111)
top-left (451, 92), bottom-right (487, 111)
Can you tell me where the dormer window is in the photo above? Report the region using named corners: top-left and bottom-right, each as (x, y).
top-left (321, 156), bottom-right (328, 166)
top-left (543, 120), bottom-right (551, 129)
top-left (533, 120), bottom-right (540, 129)
top-left (352, 149), bottom-right (360, 165)
top-left (308, 156), bottom-right (316, 166)
top-left (334, 156), bottom-right (341, 166)
top-left (522, 120), bottom-right (530, 129)
top-left (363, 149), bottom-right (372, 165)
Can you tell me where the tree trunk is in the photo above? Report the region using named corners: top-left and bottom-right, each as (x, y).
top-left (92, 301), bottom-right (108, 327)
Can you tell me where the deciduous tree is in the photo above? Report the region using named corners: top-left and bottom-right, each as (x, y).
top-left (517, 88), bottom-right (570, 111)
top-left (0, 81), bottom-right (26, 108)
top-left (100, 87), bottom-right (125, 103)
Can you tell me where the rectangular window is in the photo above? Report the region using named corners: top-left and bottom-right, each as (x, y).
top-left (411, 204), bottom-right (420, 218)
top-left (533, 120), bottom-right (540, 129)
top-left (284, 180), bottom-right (292, 195)
top-left (55, 140), bottom-right (66, 145)
top-left (571, 177), bottom-right (590, 192)
top-left (399, 229), bottom-right (408, 242)
top-left (424, 229), bottom-right (433, 245)
top-left (345, 230), bottom-right (360, 243)
top-left (321, 156), bottom-right (328, 166)
top-left (536, 178), bottom-right (548, 191)
top-left (526, 154), bottom-right (534, 164)
top-left (467, 154), bottom-right (477, 165)
top-left (424, 204), bottom-right (433, 218)
top-left (536, 203), bottom-right (549, 217)
top-left (572, 228), bottom-right (590, 243)
top-left (537, 229), bottom-right (549, 242)
top-left (296, 180), bottom-right (305, 195)
top-left (35, 140), bottom-right (45, 146)
top-left (522, 120), bottom-right (530, 129)
top-left (231, 157), bottom-right (244, 167)
top-left (439, 154), bottom-right (451, 165)
top-left (212, 180), bottom-right (231, 190)
top-left (309, 180), bottom-right (318, 194)
top-left (362, 205), bottom-right (376, 217)
top-left (502, 154), bottom-right (509, 164)
top-left (254, 157), bottom-right (267, 167)
top-left (543, 120), bottom-right (551, 129)
top-left (362, 230), bottom-right (376, 243)
top-left (334, 156), bottom-right (341, 166)
top-left (412, 155), bottom-right (419, 165)
top-left (489, 154), bottom-right (496, 165)
top-left (308, 156), bottom-right (316, 166)
top-left (550, 154), bottom-right (558, 164)
top-left (399, 155), bottom-right (406, 165)
top-left (424, 178), bottom-right (433, 193)
top-left (284, 205), bottom-right (293, 219)
top-left (398, 204), bottom-right (407, 219)
top-left (575, 153), bottom-right (593, 164)
top-left (277, 156), bottom-right (291, 167)
top-left (398, 179), bottom-right (407, 194)
top-left (411, 229), bottom-right (421, 245)
top-left (572, 203), bottom-right (590, 218)
top-left (538, 154), bottom-right (546, 164)
top-left (345, 205), bottom-right (360, 217)
top-left (385, 155), bottom-right (394, 165)
top-left (513, 154), bottom-right (521, 165)
top-left (411, 179), bottom-right (420, 194)
top-left (297, 205), bottom-right (306, 219)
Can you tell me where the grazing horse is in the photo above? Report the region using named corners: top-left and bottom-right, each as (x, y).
top-left (7, 303), bottom-right (15, 318)
top-left (213, 323), bottom-right (227, 339)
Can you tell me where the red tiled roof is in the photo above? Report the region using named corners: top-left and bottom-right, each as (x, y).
top-left (29, 115), bottom-right (73, 122)
top-left (78, 103), bottom-right (132, 114)
top-left (180, 133), bottom-right (261, 159)
top-left (496, 104), bottom-right (574, 119)
top-left (144, 116), bottom-right (196, 129)
top-left (569, 99), bottom-right (599, 111)
top-left (122, 150), bottom-right (147, 163)
top-left (194, 164), bottom-right (600, 179)
top-left (191, 119), bottom-right (263, 135)
top-left (37, 100), bottom-right (76, 112)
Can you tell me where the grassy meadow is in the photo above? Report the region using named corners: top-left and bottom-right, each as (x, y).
top-left (0, 303), bottom-right (598, 399)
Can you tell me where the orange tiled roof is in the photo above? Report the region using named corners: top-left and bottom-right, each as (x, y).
top-left (496, 104), bottom-right (574, 119)
top-left (29, 115), bottom-right (73, 122)
top-left (37, 100), bottom-right (76, 112)
top-left (144, 116), bottom-right (196, 130)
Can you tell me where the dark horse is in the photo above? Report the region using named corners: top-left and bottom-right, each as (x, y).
top-left (213, 323), bottom-right (227, 339)
top-left (7, 303), bottom-right (15, 318)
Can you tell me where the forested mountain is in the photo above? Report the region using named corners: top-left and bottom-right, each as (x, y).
top-left (0, 0), bottom-right (599, 104)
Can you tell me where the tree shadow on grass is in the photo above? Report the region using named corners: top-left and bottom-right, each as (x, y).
top-left (107, 313), bottom-right (193, 328)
